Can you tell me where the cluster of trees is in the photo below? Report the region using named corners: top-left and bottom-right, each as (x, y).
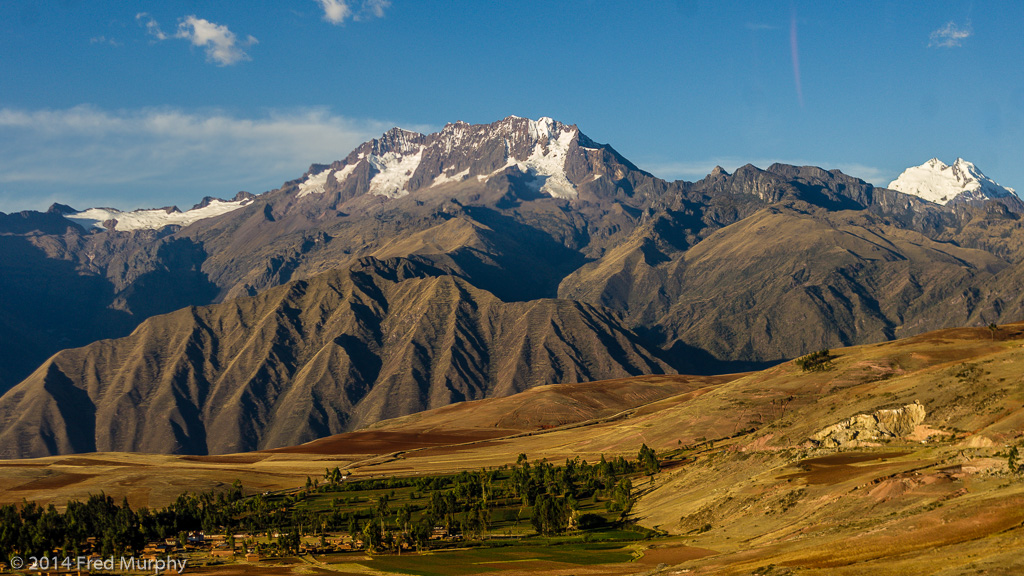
top-left (331, 450), bottom-right (657, 550)
top-left (296, 447), bottom-right (661, 550)
top-left (796, 349), bottom-right (834, 372)
top-left (0, 481), bottom-right (245, 560)
top-left (0, 446), bottom-right (662, 559)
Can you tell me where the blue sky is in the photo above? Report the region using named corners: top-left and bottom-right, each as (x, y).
top-left (1, 1), bottom-right (1022, 212)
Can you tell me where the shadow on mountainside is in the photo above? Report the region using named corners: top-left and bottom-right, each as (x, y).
top-left (0, 234), bottom-right (134, 395)
top-left (454, 206), bottom-right (590, 302)
top-left (0, 234), bottom-right (220, 396)
top-left (653, 335), bottom-right (786, 375)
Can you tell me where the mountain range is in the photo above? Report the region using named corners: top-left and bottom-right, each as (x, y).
top-left (2, 116), bottom-right (1024, 458)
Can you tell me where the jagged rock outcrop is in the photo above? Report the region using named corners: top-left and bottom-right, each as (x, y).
top-left (811, 402), bottom-right (927, 447)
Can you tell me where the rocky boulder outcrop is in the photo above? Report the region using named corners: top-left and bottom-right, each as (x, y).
top-left (812, 402), bottom-right (926, 447)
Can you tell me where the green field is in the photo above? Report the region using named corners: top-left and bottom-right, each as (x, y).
top-left (317, 541), bottom-right (636, 576)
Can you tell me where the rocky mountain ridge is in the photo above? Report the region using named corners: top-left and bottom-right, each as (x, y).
top-left (5, 117), bottom-right (1024, 457)
top-left (294, 116), bottom-right (612, 203)
top-left (0, 256), bottom-right (670, 457)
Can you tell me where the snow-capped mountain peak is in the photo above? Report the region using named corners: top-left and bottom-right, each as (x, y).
top-left (888, 158), bottom-right (1018, 206)
top-left (294, 116), bottom-right (586, 201)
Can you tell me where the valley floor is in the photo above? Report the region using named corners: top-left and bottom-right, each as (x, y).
top-left (2, 325), bottom-right (1024, 574)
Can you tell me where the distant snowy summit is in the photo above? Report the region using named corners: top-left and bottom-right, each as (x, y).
top-left (61, 191), bottom-right (255, 231)
top-left (888, 158), bottom-right (1019, 208)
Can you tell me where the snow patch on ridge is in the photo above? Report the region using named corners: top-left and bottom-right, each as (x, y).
top-left (334, 163), bottom-right (357, 185)
top-left (297, 163), bottom-right (358, 198)
top-left (66, 198), bottom-right (253, 231)
top-left (297, 169), bottom-right (331, 198)
top-left (367, 148), bottom-right (424, 198)
top-left (477, 117), bottom-right (579, 198)
top-left (431, 167), bottom-right (470, 187)
top-left (521, 121), bottom-right (577, 199)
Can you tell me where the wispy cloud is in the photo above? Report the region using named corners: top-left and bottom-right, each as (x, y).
top-left (89, 35), bottom-right (121, 47)
top-left (639, 160), bottom-right (729, 181)
top-left (136, 13), bottom-right (256, 66)
top-left (0, 106), bottom-right (425, 212)
top-left (745, 22), bottom-right (778, 31)
top-left (832, 163), bottom-right (892, 187)
top-left (639, 158), bottom-right (892, 187)
top-left (361, 0), bottom-right (391, 19)
top-left (929, 21), bottom-right (972, 48)
top-left (314, 0), bottom-right (390, 25)
top-left (137, 12), bottom-right (168, 40)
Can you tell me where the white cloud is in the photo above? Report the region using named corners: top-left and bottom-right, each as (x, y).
top-left (136, 13), bottom-right (255, 66)
top-left (316, 0), bottom-right (352, 24)
top-left (929, 21), bottom-right (972, 48)
top-left (175, 15), bottom-right (256, 66)
top-left (0, 106), bottom-right (426, 212)
top-left (314, 0), bottom-right (390, 25)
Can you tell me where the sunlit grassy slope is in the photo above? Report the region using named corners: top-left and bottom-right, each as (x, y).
top-left (2, 323), bottom-right (1023, 574)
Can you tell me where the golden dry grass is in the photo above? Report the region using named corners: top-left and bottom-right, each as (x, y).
top-left (1, 325), bottom-right (1023, 574)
